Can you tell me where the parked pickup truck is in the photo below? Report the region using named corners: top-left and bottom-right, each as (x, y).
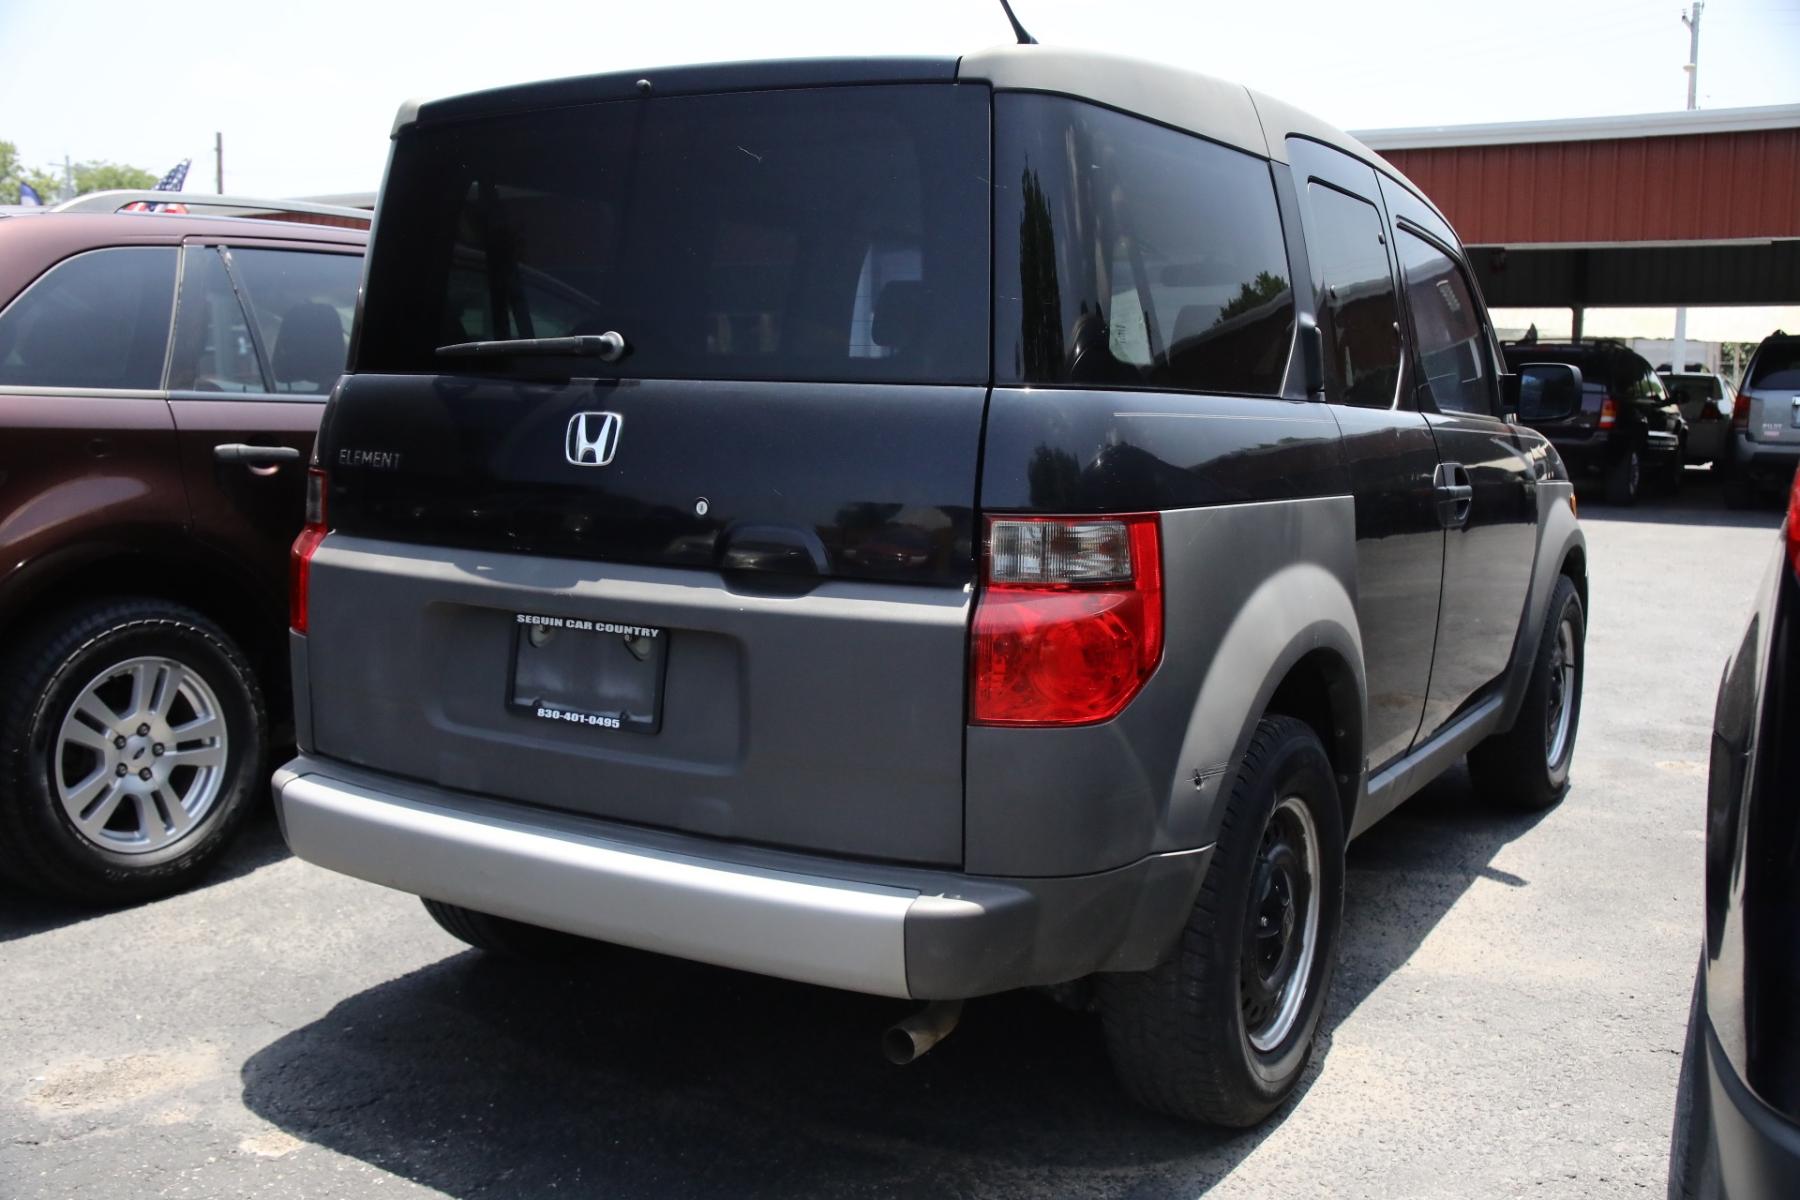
top-left (273, 47), bottom-right (1588, 1127)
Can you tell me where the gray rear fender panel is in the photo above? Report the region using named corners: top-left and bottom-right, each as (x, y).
top-left (964, 494), bottom-right (1364, 877)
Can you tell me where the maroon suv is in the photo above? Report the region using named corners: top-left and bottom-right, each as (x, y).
top-left (0, 207), bottom-right (366, 901)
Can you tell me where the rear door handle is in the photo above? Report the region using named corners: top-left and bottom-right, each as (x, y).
top-left (213, 443), bottom-right (302, 466)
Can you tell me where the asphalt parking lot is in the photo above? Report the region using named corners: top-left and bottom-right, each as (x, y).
top-left (1, 470), bottom-right (1787, 1200)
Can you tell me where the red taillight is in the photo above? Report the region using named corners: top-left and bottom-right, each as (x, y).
top-left (1597, 397), bottom-right (1618, 430)
top-left (1786, 469), bottom-right (1800, 580)
top-left (1733, 392), bottom-right (1752, 431)
top-left (970, 514), bottom-right (1163, 726)
top-left (289, 468), bottom-right (328, 634)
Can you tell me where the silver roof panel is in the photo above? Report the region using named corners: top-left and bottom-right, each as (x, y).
top-left (958, 45), bottom-right (1270, 158)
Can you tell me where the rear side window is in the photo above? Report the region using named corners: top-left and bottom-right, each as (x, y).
top-left (1303, 184), bottom-right (1401, 408)
top-left (994, 93), bottom-right (1294, 395)
top-left (168, 248), bottom-right (263, 392)
top-left (228, 249), bottom-right (358, 394)
top-left (358, 84), bottom-right (990, 384)
top-left (0, 247), bottom-right (176, 390)
top-left (1748, 341), bottom-right (1800, 390)
top-left (1395, 229), bottom-right (1494, 416)
top-left (1621, 358), bottom-right (1664, 401)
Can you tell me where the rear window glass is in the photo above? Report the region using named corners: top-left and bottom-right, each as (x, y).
top-left (357, 84), bottom-right (989, 385)
top-left (0, 247), bottom-right (176, 390)
top-left (993, 93), bottom-right (1294, 396)
top-left (1661, 373), bottom-right (1721, 399)
top-left (1748, 341), bottom-right (1800, 390)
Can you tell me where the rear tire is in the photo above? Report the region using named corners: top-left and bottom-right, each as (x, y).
top-left (1605, 447), bottom-right (1643, 505)
top-left (1097, 716), bottom-right (1345, 1127)
top-left (422, 898), bottom-right (592, 960)
top-left (1660, 452), bottom-right (1685, 495)
top-left (1722, 472), bottom-right (1756, 509)
top-left (1469, 576), bottom-right (1584, 812)
top-left (0, 599), bottom-right (266, 903)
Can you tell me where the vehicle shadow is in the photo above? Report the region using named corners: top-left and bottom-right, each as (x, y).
top-left (0, 800), bottom-right (291, 945)
top-left (239, 762), bottom-right (1544, 1198)
top-left (1573, 469), bottom-right (1787, 530)
top-left (1328, 762), bottom-right (1552, 1026)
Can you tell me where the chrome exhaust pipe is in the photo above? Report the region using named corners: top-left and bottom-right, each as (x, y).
top-left (881, 1000), bottom-right (963, 1065)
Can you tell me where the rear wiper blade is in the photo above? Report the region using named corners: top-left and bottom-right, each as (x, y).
top-left (435, 331), bottom-right (627, 363)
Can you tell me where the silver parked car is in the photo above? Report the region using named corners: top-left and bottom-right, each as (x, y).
top-left (1657, 370), bottom-right (1736, 466)
top-left (1726, 332), bottom-right (1800, 508)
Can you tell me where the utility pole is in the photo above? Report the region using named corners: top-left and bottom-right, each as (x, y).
top-left (1673, 3), bottom-right (1702, 373)
top-left (214, 132), bottom-right (223, 194)
top-left (1682, 3), bottom-right (1703, 111)
top-left (61, 154), bottom-right (73, 201)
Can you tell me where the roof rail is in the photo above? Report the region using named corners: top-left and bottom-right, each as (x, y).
top-left (49, 191), bottom-right (370, 224)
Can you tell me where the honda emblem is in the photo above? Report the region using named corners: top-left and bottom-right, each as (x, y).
top-left (565, 411), bottom-right (622, 466)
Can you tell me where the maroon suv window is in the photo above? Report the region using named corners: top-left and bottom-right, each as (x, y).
top-left (0, 247), bottom-right (176, 390)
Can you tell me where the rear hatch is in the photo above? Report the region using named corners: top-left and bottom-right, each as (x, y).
top-left (306, 78), bottom-right (991, 866)
top-left (1740, 338), bottom-right (1800, 444)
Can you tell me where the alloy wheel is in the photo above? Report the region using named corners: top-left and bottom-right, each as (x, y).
top-left (52, 656), bottom-right (229, 854)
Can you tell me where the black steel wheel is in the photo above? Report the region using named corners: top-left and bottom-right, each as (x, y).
top-left (1470, 575), bottom-right (1585, 812)
top-left (1098, 715), bottom-right (1345, 1127)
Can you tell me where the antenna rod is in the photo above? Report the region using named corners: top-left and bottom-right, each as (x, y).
top-left (997, 0), bottom-right (1037, 44)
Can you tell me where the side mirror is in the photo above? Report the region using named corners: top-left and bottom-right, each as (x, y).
top-left (1515, 362), bottom-right (1584, 423)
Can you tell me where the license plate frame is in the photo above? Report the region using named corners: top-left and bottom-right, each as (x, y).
top-left (508, 612), bottom-right (668, 734)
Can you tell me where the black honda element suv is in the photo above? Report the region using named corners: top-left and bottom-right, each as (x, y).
top-left (276, 46), bottom-right (1590, 1127)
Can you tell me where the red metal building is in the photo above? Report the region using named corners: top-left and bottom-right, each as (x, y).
top-left (1356, 105), bottom-right (1800, 307)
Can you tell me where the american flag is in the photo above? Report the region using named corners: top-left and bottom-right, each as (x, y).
top-left (121, 159), bottom-right (191, 214)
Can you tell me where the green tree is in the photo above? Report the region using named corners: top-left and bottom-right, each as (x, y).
top-left (71, 161), bottom-right (158, 193)
top-left (1215, 271), bottom-right (1291, 325)
top-left (0, 140), bottom-right (26, 203)
top-left (1, 139), bottom-right (162, 204)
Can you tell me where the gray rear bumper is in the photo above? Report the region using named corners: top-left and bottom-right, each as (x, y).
top-left (1731, 435), bottom-right (1800, 477)
top-left (272, 756), bottom-right (1211, 1000)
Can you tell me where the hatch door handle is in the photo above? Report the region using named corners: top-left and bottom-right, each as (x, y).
top-left (1434, 462), bottom-right (1474, 528)
top-left (214, 443), bottom-right (302, 466)
top-left (719, 523), bottom-right (830, 577)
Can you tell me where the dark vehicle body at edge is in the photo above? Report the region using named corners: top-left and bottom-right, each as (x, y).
top-left (1670, 470), bottom-right (1800, 1198)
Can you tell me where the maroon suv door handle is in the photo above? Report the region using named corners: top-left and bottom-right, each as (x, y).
top-left (213, 443), bottom-right (302, 466)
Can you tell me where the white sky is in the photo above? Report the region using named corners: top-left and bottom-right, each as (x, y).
top-left (4, 0), bottom-right (1797, 197)
top-left (3, 0), bottom-right (1797, 338)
